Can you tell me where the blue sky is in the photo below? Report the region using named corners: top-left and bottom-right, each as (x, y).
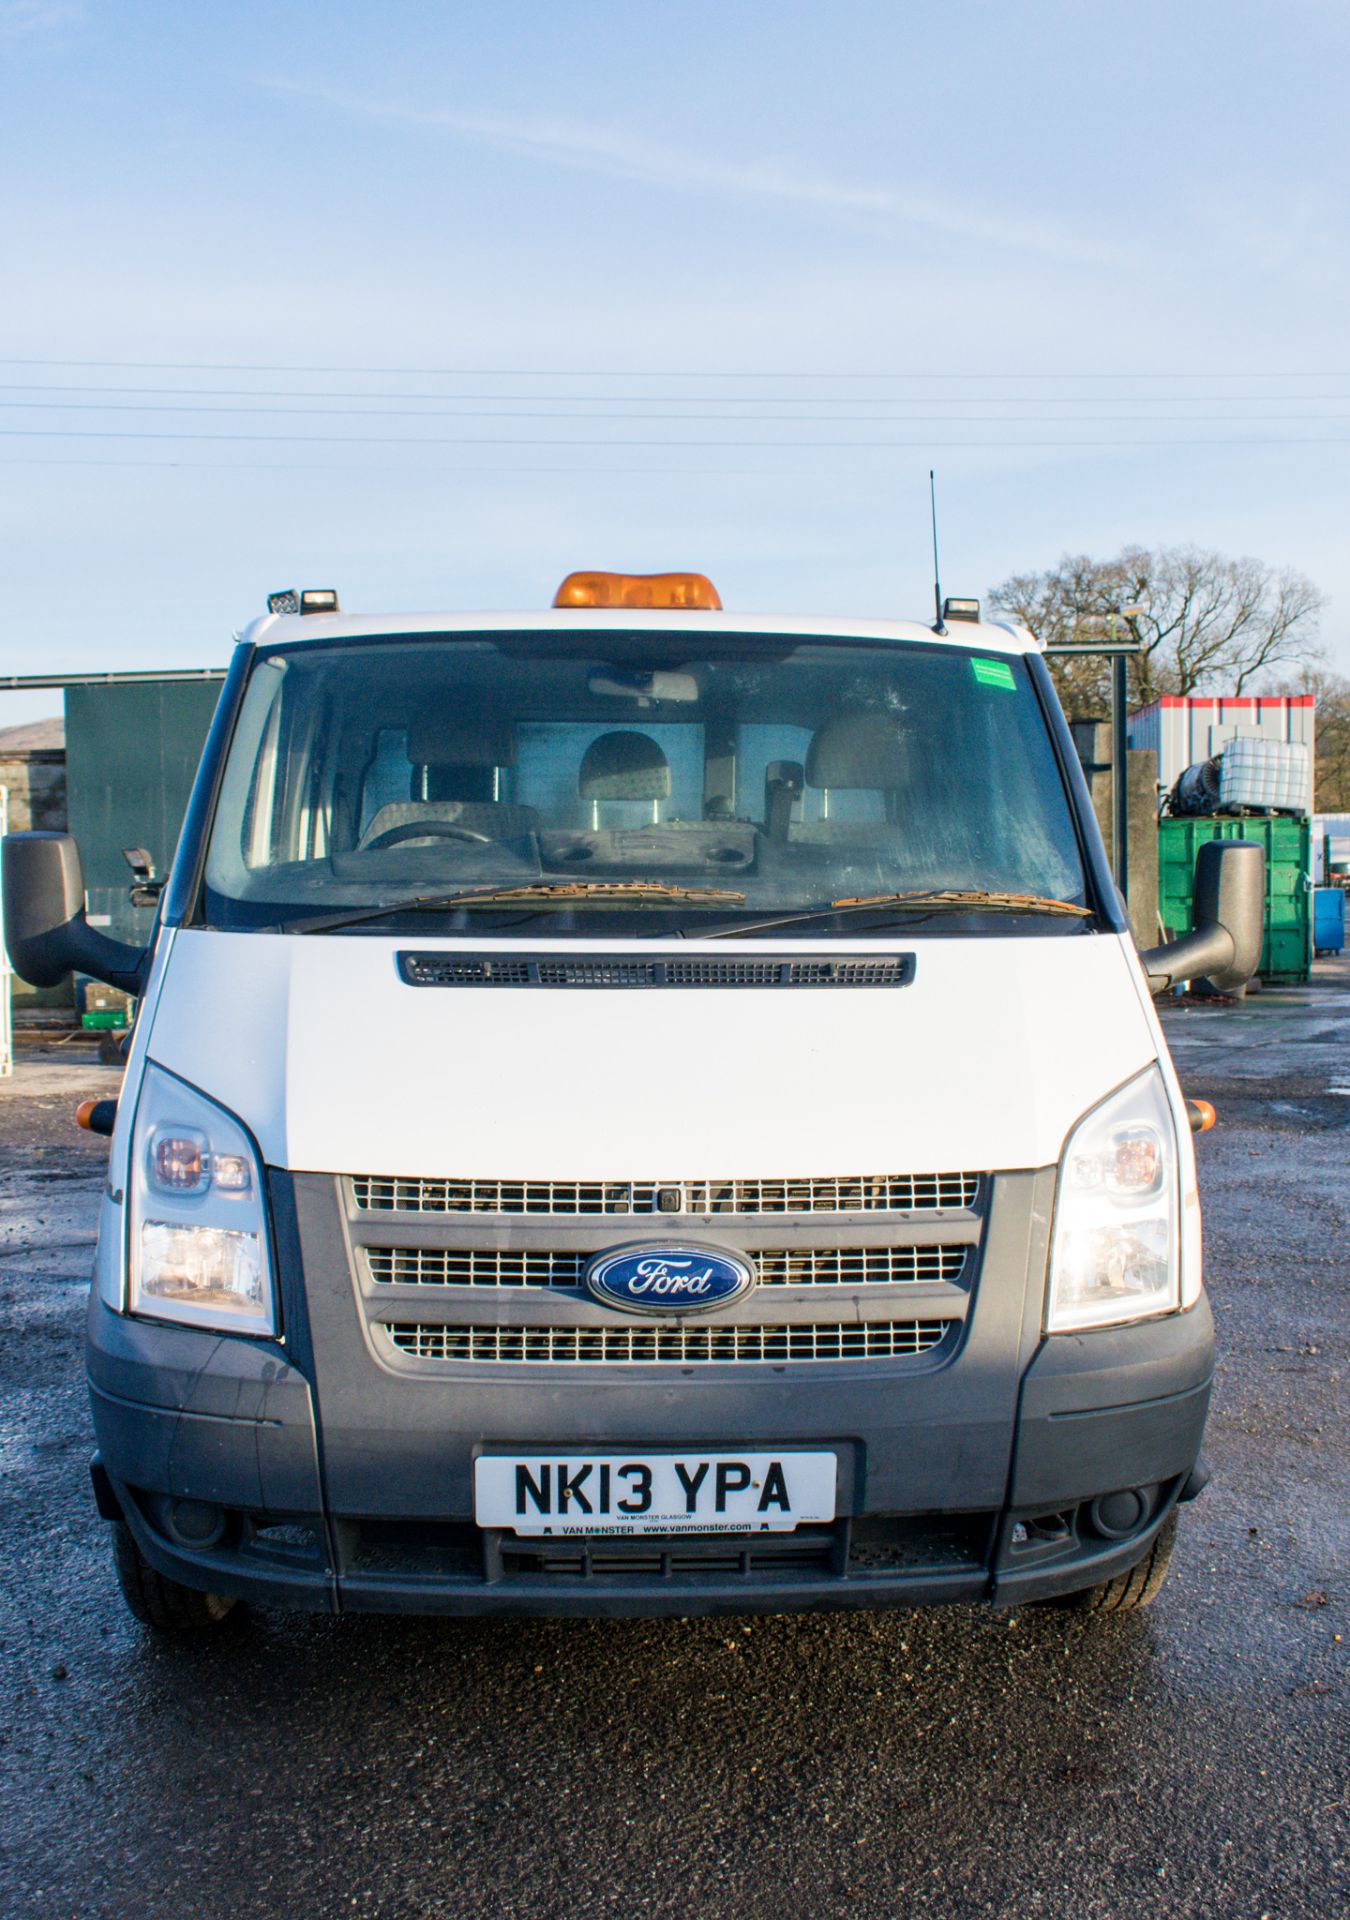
top-left (2, 0), bottom-right (1349, 726)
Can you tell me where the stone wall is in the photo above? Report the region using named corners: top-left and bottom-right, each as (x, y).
top-left (0, 747), bottom-right (67, 833)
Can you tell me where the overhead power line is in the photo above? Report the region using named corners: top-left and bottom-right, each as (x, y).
top-left (1, 357), bottom-right (1348, 380)
top-left (0, 458), bottom-right (925, 475)
top-left (3, 383), bottom-right (1348, 406)
top-left (3, 429), bottom-right (1348, 449)
top-left (2, 401), bottom-right (1347, 424)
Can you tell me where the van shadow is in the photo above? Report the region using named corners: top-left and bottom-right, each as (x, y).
top-left (88, 1597), bottom-right (1179, 1917)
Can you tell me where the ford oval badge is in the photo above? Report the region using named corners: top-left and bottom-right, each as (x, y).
top-left (585, 1244), bottom-right (755, 1317)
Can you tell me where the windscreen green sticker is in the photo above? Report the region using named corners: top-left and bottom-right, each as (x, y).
top-left (971, 656), bottom-right (1017, 691)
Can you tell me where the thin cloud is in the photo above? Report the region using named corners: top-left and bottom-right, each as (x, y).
top-left (0, 1), bottom-right (85, 38)
top-left (264, 79), bottom-right (1112, 267)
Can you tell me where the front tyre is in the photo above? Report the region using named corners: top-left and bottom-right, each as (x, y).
top-left (111, 1522), bottom-right (240, 1633)
top-left (1044, 1512), bottom-right (1177, 1614)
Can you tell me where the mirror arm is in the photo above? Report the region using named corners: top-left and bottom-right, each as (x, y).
top-left (1138, 923), bottom-right (1235, 996)
top-left (71, 921), bottom-right (148, 997)
top-left (8, 913), bottom-right (147, 997)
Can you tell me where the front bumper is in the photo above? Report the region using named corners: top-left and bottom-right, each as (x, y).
top-left (87, 1281), bottom-right (1214, 1618)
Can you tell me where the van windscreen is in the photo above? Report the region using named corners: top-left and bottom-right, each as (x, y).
top-left (200, 632), bottom-right (1088, 935)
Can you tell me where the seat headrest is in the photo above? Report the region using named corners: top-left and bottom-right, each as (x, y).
top-left (578, 731), bottom-right (671, 802)
top-left (407, 712), bottom-right (514, 767)
top-left (806, 713), bottom-right (910, 789)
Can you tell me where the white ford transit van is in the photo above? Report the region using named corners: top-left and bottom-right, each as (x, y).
top-left (3, 571), bottom-right (1263, 1632)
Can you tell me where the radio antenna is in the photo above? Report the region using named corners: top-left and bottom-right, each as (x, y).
top-left (929, 470), bottom-right (946, 633)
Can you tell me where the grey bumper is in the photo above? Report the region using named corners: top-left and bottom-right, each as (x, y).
top-left (87, 1277), bottom-right (1214, 1617)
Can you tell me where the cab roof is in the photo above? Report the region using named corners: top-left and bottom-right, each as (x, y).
top-left (240, 609), bottom-right (1038, 657)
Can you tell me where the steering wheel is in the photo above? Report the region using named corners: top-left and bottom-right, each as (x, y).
top-left (365, 821), bottom-right (494, 850)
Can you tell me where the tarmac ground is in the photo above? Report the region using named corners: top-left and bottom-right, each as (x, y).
top-left (0, 963), bottom-right (1346, 1920)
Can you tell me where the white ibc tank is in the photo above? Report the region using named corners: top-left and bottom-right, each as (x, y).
top-left (1218, 737), bottom-right (1310, 814)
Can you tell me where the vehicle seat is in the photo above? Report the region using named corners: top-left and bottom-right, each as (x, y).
top-left (578, 731), bottom-right (671, 827)
top-left (358, 709), bottom-right (537, 848)
top-left (794, 712), bottom-right (910, 842)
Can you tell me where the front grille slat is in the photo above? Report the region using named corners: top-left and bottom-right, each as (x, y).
top-left (380, 1320), bottom-right (951, 1364)
top-left (352, 1172), bottom-right (980, 1217)
top-left (369, 1247), bottom-right (583, 1288)
top-left (366, 1244), bottom-right (968, 1288)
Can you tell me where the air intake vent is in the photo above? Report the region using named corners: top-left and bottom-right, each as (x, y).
top-left (398, 951), bottom-right (915, 988)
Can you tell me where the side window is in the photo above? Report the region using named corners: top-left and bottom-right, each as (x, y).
top-left (359, 729), bottom-right (412, 837)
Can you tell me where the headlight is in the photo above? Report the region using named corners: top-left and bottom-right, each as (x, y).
top-left (1046, 1067), bottom-right (1180, 1332)
top-left (128, 1063), bottom-right (277, 1335)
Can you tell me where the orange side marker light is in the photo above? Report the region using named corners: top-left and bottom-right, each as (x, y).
top-left (1186, 1099), bottom-right (1217, 1134)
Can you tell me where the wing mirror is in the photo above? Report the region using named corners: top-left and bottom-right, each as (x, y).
top-left (2, 832), bottom-right (147, 994)
top-left (1139, 839), bottom-right (1264, 996)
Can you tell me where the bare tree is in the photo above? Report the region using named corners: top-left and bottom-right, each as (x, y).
top-left (989, 546), bottom-right (1325, 716)
top-left (1268, 666), bottom-right (1350, 811)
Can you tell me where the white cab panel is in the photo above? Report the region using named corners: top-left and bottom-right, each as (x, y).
top-left (145, 930), bottom-right (1156, 1178)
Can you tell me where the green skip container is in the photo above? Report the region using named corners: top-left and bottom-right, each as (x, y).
top-left (1157, 817), bottom-right (1312, 985)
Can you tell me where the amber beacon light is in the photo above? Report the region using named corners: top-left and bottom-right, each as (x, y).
top-left (552, 570), bottom-right (723, 611)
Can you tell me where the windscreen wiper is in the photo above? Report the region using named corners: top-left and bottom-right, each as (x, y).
top-left (694, 888), bottom-right (1095, 940)
top-left (280, 880), bottom-right (747, 936)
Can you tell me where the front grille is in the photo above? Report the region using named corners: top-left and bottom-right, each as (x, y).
top-left (379, 1320), bottom-right (950, 1364)
top-left (366, 1244), bottom-right (968, 1288)
top-left (352, 1171), bottom-right (980, 1217)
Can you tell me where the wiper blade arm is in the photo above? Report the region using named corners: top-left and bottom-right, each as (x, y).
top-left (697, 888), bottom-right (1093, 940)
top-left (832, 889), bottom-right (1093, 918)
top-left (281, 880), bottom-right (747, 936)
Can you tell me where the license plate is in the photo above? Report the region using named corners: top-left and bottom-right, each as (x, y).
top-left (474, 1451), bottom-right (837, 1536)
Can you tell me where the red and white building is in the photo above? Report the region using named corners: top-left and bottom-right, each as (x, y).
top-left (1128, 694), bottom-right (1315, 811)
